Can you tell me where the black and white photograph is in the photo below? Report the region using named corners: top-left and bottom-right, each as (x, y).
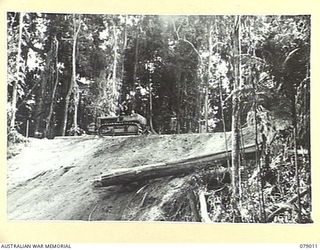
top-left (7, 13), bottom-right (311, 223)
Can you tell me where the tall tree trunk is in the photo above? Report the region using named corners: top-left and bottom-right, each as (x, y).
top-left (176, 70), bottom-right (182, 134)
top-left (204, 87), bottom-right (209, 132)
top-left (61, 86), bottom-right (71, 136)
top-left (133, 35), bottom-right (139, 83)
top-left (35, 40), bottom-right (55, 135)
top-left (44, 37), bottom-right (59, 138)
top-left (197, 86), bottom-right (201, 133)
top-left (73, 83), bottom-right (79, 135)
top-left (112, 19), bottom-right (118, 114)
top-left (34, 73), bottom-right (47, 135)
top-left (72, 16), bottom-right (81, 135)
top-left (218, 78), bottom-right (230, 169)
top-left (252, 65), bottom-right (266, 223)
top-left (121, 15), bottom-right (127, 85)
top-left (132, 34), bottom-right (139, 112)
top-left (10, 12), bottom-right (24, 131)
top-left (231, 15), bottom-right (242, 222)
top-left (149, 79), bottom-right (156, 134)
top-left (119, 15), bottom-right (128, 107)
top-left (61, 14), bottom-right (81, 136)
top-left (293, 94), bottom-right (302, 223)
top-left (205, 21), bottom-right (213, 133)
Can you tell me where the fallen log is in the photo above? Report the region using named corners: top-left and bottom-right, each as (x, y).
top-left (199, 190), bottom-right (213, 223)
top-left (94, 161), bottom-right (227, 187)
top-left (93, 144), bottom-right (256, 187)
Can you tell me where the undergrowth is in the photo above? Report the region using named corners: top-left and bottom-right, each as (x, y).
top-left (157, 129), bottom-right (312, 223)
top-left (7, 129), bottom-right (29, 159)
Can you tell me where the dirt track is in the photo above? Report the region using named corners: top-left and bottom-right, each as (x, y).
top-left (7, 130), bottom-right (253, 221)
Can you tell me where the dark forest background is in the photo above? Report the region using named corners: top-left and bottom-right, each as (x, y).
top-left (7, 14), bottom-right (310, 138)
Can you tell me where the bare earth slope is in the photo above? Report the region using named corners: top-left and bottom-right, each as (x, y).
top-left (7, 130), bottom-right (254, 221)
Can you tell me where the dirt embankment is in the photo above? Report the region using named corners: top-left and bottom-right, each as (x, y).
top-left (7, 131), bottom-right (245, 221)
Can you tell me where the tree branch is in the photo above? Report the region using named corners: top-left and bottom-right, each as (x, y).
top-left (172, 19), bottom-right (180, 40)
top-left (17, 80), bottom-right (40, 109)
top-left (172, 19), bottom-right (202, 63)
top-left (199, 190), bottom-right (213, 223)
top-left (267, 188), bottom-right (310, 222)
top-left (283, 48), bottom-right (300, 67)
top-left (178, 38), bottom-right (202, 63)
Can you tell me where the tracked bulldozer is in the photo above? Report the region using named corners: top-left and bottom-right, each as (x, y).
top-left (90, 113), bottom-right (148, 136)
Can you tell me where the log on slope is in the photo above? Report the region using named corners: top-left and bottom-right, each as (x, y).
top-left (93, 144), bottom-right (256, 187)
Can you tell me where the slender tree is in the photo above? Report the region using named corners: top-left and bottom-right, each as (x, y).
top-left (111, 18), bottom-right (118, 114)
top-left (10, 12), bottom-right (24, 131)
top-left (61, 14), bottom-right (81, 136)
top-left (231, 15), bottom-right (242, 222)
top-left (44, 36), bottom-right (59, 138)
top-left (205, 20), bottom-right (214, 132)
top-left (34, 37), bottom-right (55, 136)
top-left (121, 15), bottom-right (128, 84)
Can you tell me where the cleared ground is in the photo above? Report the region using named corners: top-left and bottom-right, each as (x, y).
top-left (7, 130), bottom-right (253, 221)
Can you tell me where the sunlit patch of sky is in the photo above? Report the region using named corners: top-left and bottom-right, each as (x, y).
top-left (27, 49), bottom-right (44, 71)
